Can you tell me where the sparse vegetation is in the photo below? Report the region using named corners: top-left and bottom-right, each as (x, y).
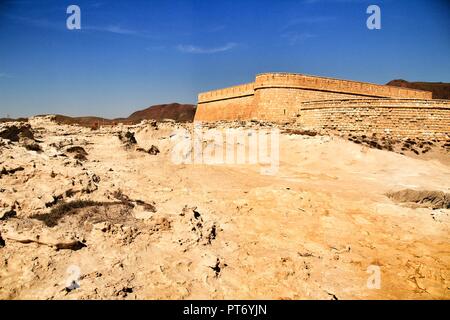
top-left (31, 200), bottom-right (121, 227)
top-left (0, 124), bottom-right (34, 142)
top-left (387, 189), bottom-right (450, 209)
top-left (112, 189), bottom-right (156, 212)
top-left (65, 146), bottom-right (88, 161)
top-left (118, 131), bottom-right (137, 147)
top-left (282, 129), bottom-right (318, 136)
top-left (24, 142), bottom-right (42, 152)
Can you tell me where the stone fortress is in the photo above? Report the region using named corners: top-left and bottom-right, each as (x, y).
top-left (194, 73), bottom-right (450, 140)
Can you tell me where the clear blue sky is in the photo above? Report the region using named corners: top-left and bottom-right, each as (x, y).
top-left (0, 0), bottom-right (449, 118)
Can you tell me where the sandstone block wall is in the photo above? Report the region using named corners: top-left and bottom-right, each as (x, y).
top-left (193, 95), bottom-right (254, 121)
top-left (299, 99), bottom-right (450, 140)
top-left (195, 83), bottom-right (256, 121)
top-left (253, 87), bottom-right (359, 122)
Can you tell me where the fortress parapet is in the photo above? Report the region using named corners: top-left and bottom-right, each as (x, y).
top-left (253, 73), bottom-right (431, 99)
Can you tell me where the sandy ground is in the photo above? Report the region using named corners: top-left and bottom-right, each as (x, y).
top-left (0, 117), bottom-right (449, 300)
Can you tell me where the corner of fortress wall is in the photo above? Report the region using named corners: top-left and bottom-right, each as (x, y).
top-left (194, 73), bottom-right (450, 139)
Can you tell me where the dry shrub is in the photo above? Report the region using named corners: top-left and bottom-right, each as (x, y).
top-left (387, 189), bottom-right (450, 209)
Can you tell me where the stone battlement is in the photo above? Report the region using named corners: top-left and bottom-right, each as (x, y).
top-left (198, 83), bottom-right (255, 103)
top-left (254, 73), bottom-right (431, 99)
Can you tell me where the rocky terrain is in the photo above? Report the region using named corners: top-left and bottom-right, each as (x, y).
top-left (0, 116), bottom-right (449, 299)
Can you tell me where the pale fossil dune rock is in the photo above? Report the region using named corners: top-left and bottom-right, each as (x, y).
top-left (0, 117), bottom-right (449, 300)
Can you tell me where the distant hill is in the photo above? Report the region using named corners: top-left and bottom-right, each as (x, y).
top-left (0, 117), bottom-right (28, 123)
top-left (51, 115), bottom-right (119, 126)
top-left (46, 103), bottom-right (196, 127)
top-left (127, 103), bottom-right (196, 122)
top-left (387, 80), bottom-right (450, 100)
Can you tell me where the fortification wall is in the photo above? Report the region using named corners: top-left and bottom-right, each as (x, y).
top-left (195, 72), bottom-right (433, 123)
top-left (194, 95), bottom-right (254, 121)
top-left (196, 82), bottom-right (255, 121)
top-left (194, 73), bottom-right (449, 140)
top-left (299, 99), bottom-right (450, 140)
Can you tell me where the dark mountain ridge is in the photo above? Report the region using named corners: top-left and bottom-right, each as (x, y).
top-left (386, 79), bottom-right (450, 100)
